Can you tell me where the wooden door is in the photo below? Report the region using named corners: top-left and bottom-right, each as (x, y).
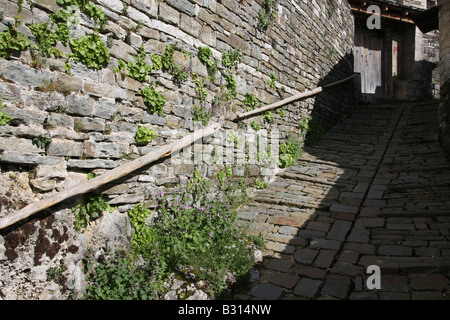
top-left (354, 28), bottom-right (386, 95)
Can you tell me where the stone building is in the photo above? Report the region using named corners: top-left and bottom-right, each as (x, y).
top-left (348, 0), bottom-right (439, 101)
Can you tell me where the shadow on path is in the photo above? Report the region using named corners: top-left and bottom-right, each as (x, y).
top-left (237, 100), bottom-right (450, 300)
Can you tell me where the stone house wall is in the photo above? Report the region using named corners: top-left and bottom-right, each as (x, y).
top-left (0, 0), bottom-right (355, 299)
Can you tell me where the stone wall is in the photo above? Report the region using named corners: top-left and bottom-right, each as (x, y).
top-left (0, 0), bottom-right (355, 299)
top-left (439, 0), bottom-right (450, 158)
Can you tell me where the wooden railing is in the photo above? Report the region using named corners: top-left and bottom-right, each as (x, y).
top-left (0, 74), bottom-right (356, 230)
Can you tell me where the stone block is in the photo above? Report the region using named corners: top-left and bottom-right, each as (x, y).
top-left (250, 284), bottom-right (284, 300)
top-left (310, 238), bottom-right (341, 251)
top-left (294, 278), bottom-right (322, 298)
top-left (294, 248), bottom-right (319, 265)
top-left (66, 94), bottom-right (95, 117)
top-left (320, 274), bottom-right (352, 299)
top-left (165, 0), bottom-right (199, 17)
top-left (160, 2), bottom-right (180, 25)
top-left (131, 0), bottom-right (158, 18)
top-left (267, 271), bottom-right (298, 289)
top-left (48, 139), bottom-right (83, 157)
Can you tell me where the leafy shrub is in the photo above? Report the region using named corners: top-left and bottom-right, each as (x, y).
top-left (222, 48), bottom-right (244, 70)
top-left (279, 137), bottom-right (303, 168)
top-left (258, 0), bottom-right (277, 31)
top-left (82, 249), bottom-right (162, 300)
top-left (127, 173), bottom-right (257, 296)
top-left (72, 193), bottom-right (114, 232)
top-left (193, 104), bottom-right (212, 126)
top-left (162, 43), bottom-right (174, 72)
top-left (0, 26), bottom-right (31, 59)
top-left (135, 125), bottom-right (156, 144)
top-left (125, 46), bottom-right (151, 82)
top-left (243, 93), bottom-right (260, 111)
top-left (150, 53), bottom-right (162, 70)
top-left (0, 98), bottom-right (11, 126)
top-left (32, 135), bottom-right (52, 155)
top-left (68, 34), bottom-right (110, 70)
top-left (198, 46), bottom-right (217, 78)
top-left (140, 84), bottom-right (166, 116)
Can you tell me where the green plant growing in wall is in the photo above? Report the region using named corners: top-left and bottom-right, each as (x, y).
top-left (150, 53), bottom-right (162, 70)
top-left (29, 22), bottom-right (64, 58)
top-left (56, 0), bottom-right (107, 29)
top-left (268, 72), bottom-right (277, 90)
top-left (135, 125), bottom-right (157, 144)
top-left (250, 121), bottom-right (261, 132)
top-left (222, 48), bottom-right (244, 70)
top-left (243, 93), bottom-right (260, 111)
top-left (0, 25), bottom-right (31, 59)
top-left (305, 117), bottom-right (326, 146)
top-left (279, 137), bottom-right (303, 168)
top-left (262, 110), bottom-right (274, 123)
top-left (127, 46), bottom-right (152, 81)
top-left (193, 75), bottom-right (208, 103)
top-left (193, 104), bottom-right (212, 126)
top-left (115, 45), bottom-right (151, 82)
top-left (258, 0), bottom-right (277, 31)
top-left (68, 33), bottom-right (110, 70)
top-left (198, 46), bottom-right (217, 79)
top-left (171, 63), bottom-right (189, 87)
top-left (32, 135), bottom-right (52, 155)
top-left (73, 193), bottom-right (114, 232)
top-left (162, 43), bottom-right (175, 72)
top-left (254, 178), bottom-right (268, 189)
top-left (140, 84), bottom-right (166, 116)
top-left (0, 98), bottom-right (11, 126)
top-left (224, 73), bottom-right (237, 99)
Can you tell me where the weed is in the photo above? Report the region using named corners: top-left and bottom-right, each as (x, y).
top-left (254, 178), bottom-right (268, 189)
top-left (140, 84), bottom-right (166, 116)
top-left (0, 25), bottom-right (31, 59)
top-left (68, 33), bottom-right (110, 70)
top-left (72, 193), bottom-right (114, 232)
top-left (193, 104), bottom-right (212, 126)
top-left (222, 48), bottom-right (244, 70)
top-left (258, 0), bottom-right (277, 31)
top-left (268, 72), bottom-right (277, 90)
top-left (32, 135), bottom-right (52, 155)
top-left (135, 125), bottom-right (156, 144)
top-left (279, 136), bottom-right (303, 168)
top-left (198, 46), bottom-right (217, 79)
top-left (243, 93), bottom-right (260, 111)
top-left (0, 98), bottom-right (11, 126)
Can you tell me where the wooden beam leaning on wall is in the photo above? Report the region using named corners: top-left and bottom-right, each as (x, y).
top-left (234, 74), bottom-right (357, 121)
top-left (0, 123), bottom-right (222, 230)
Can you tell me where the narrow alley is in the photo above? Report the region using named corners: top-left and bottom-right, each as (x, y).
top-left (237, 100), bottom-right (450, 300)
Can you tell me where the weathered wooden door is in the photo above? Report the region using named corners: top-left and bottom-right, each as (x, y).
top-left (354, 28), bottom-right (385, 95)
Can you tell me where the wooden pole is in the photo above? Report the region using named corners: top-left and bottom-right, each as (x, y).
top-left (234, 74), bottom-right (357, 121)
top-left (0, 123), bottom-right (221, 230)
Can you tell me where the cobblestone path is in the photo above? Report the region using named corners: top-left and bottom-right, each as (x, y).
top-left (237, 101), bottom-right (450, 300)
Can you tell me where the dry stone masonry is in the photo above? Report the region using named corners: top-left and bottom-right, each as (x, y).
top-left (0, 0), bottom-right (355, 299)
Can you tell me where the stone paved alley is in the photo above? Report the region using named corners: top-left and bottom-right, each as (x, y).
top-left (237, 101), bottom-right (450, 300)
